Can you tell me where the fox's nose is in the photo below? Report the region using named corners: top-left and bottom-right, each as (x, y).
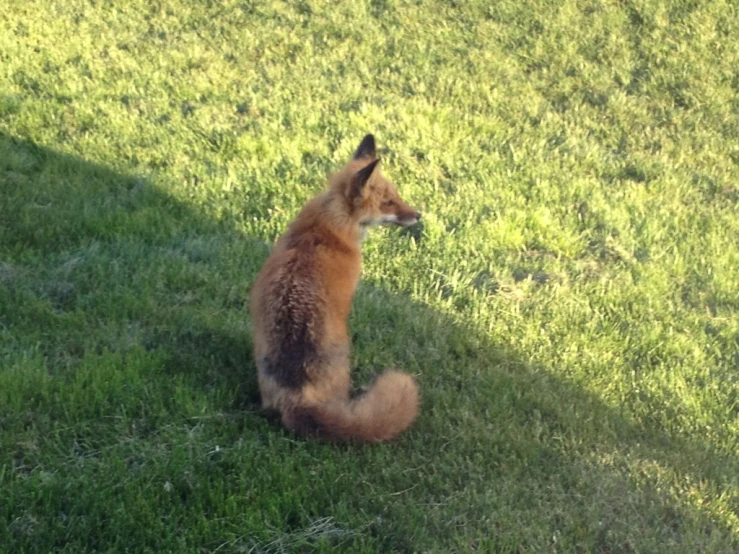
top-left (414, 211), bottom-right (422, 220)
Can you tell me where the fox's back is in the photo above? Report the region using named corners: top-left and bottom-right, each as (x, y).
top-left (251, 209), bottom-right (361, 387)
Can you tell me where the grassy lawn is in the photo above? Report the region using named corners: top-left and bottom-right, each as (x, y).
top-left (1, 0), bottom-right (738, 551)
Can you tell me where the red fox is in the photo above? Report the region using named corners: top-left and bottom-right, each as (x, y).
top-left (250, 135), bottom-right (421, 442)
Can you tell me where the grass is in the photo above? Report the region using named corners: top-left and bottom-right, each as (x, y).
top-left (1, 0), bottom-right (738, 551)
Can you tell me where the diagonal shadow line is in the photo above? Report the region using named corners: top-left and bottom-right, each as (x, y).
top-left (1, 132), bottom-right (736, 549)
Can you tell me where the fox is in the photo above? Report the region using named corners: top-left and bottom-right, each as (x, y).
top-left (250, 134), bottom-right (421, 443)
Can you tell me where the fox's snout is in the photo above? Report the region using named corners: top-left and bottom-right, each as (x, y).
top-left (379, 196), bottom-right (421, 227)
top-left (378, 204), bottom-right (421, 227)
top-left (398, 209), bottom-right (421, 226)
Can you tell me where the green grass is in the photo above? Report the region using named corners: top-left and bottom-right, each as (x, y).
top-left (1, 0), bottom-right (738, 552)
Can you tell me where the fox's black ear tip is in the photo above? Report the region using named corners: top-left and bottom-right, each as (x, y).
top-left (353, 134), bottom-right (377, 159)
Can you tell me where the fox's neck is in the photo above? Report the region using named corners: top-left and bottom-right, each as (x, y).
top-left (284, 193), bottom-right (364, 252)
top-left (315, 193), bottom-right (365, 246)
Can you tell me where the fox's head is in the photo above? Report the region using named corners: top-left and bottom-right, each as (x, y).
top-left (335, 135), bottom-right (421, 228)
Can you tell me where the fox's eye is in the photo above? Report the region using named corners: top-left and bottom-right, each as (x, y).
top-left (382, 200), bottom-right (396, 207)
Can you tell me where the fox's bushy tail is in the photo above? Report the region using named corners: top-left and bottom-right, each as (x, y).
top-left (289, 371), bottom-right (419, 443)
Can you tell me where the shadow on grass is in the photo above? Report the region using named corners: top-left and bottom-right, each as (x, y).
top-left (1, 133), bottom-right (736, 552)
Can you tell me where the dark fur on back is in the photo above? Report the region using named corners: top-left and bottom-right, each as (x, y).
top-left (260, 244), bottom-right (325, 389)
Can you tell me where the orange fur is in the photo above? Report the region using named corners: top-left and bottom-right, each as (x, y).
top-left (250, 135), bottom-right (421, 443)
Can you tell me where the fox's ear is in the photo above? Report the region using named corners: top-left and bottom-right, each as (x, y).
top-left (353, 134), bottom-right (376, 160)
top-left (349, 158), bottom-right (380, 200)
